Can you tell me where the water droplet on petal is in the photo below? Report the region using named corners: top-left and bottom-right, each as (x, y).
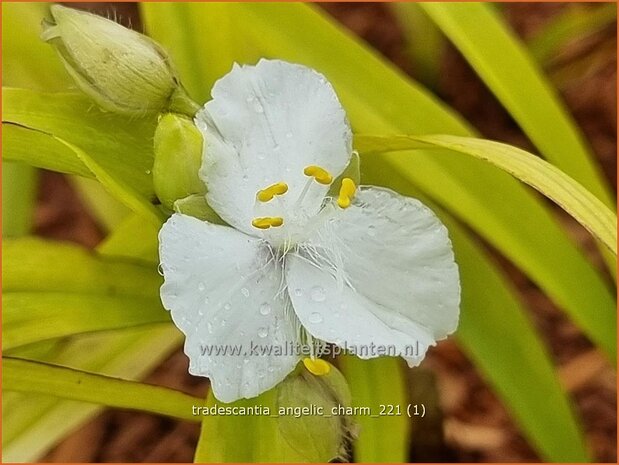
top-left (258, 327), bottom-right (269, 338)
top-left (241, 287), bottom-right (250, 298)
top-left (259, 303), bottom-right (271, 315)
top-left (310, 286), bottom-right (326, 302)
top-left (367, 225), bottom-right (377, 237)
top-left (294, 288), bottom-right (304, 297)
top-left (198, 282), bottom-right (206, 292)
top-left (309, 312), bottom-right (323, 324)
top-left (223, 303), bottom-right (231, 311)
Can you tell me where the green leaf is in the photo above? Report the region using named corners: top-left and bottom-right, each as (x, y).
top-left (1, 2), bottom-right (69, 91)
top-left (70, 176), bottom-right (131, 231)
top-left (4, 357), bottom-right (200, 421)
top-left (3, 293), bottom-right (169, 351)
top-left (2, 88), bottom-right (163, 224)
top-left (2, 327), bottom-right (182, 462)
top-left (3, 237), bottom-right (162, 296)
top-left (451, 217), bottom-right (590, 462)
top-left (527, 3), bottom-right (617, 65)
top-left (356, 134), bottom-right (617, 256)
top-left (389, 3), bottom-right (444, 88)
top-left (195, 388), bottom-right (306, 462)
top-left (2, 161), bottom-right (38, 237)
top-left (97, 213), bottom-right (161, 265)
top-left (338, 357), bottom-right (409, 462)
top-left (419, 3), bottom-right (613, 209)
top-left (3, 237), bottom-right (169, 350)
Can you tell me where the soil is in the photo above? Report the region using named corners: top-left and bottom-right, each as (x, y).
top-left (29, 2), bottom-right (616, 462)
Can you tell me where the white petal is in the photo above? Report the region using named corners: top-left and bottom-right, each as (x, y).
top-left (159, 213), bottom-right (300, 402)
top-left (285, 187), bottom-right (460, 366)
top-left (195, 59), bottom-right (352, 238)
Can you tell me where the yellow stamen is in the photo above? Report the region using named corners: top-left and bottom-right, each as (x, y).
top-left (303, 357), bottom-right (331, 376)
top-left (257, 182), bottom-right (288, 202)
top-left (337, 177), bottom-right (356, 209)
top-left (303, 165), bottom-right (333, 185)
top-left (251, 217), bottom-right (284, 229)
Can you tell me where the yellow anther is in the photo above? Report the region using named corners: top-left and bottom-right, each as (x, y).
top-left (251, 217), bottom-right (284, 230)
top-left (257, 182), bottom-right (288, 202)
top-left (304, 165), bottom-right (333, 185)
top-left (337, 177), bottom-right (357, 209)
top-left (269, 217), bottom-right (284, 227)
top-left (303, 357), bottom-right (331, 376)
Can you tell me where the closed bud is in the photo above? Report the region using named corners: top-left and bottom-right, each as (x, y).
top-left (153, 113), bottom-right (205, 210)
top-left (41, 5), bottom-right (198, 116)
top-left (277, 361), bottom-right (356, 462)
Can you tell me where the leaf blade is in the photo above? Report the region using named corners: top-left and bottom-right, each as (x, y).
top-left (4, 357), bottom-right (200, 421)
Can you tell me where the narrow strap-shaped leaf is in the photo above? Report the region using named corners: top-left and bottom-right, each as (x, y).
top-left (355, 134), bottom-right (617, 256)
top-left (3, 121), bottom-right (163, 225)
top-left (389, 3), bottom-right (444, 88)
top-left (3, 293), bottom-right (169, 351)
top-left (2, 161), bottom-right (38, 237)
top-left (3, 357), bottom-right (200, 421)
top-left (338, 357), bottom-right (410, 462)
top-left (3, 237), bottom-right (162, 296)
top-left (3, 238), bottom-right (170, 350)
top-left (2, 88), bottom-right (156, 196)
top-left (527, 3), bottom-right (617, 64)
top-left (420, 3), bottom-right (614, 208)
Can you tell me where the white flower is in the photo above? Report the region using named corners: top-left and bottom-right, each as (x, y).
top-left (159, 59), bottom-right (460, 403)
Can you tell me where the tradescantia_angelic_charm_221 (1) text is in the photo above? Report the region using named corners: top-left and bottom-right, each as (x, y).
top-left (159, 58), bottom-right (461, 403)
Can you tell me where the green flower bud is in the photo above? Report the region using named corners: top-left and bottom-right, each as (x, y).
top-left (41, 5), bottom-right (198, 116)
top-left (276, 361), bottom-right (356, 462)
top-left (153, 113), bottom-right (205, 210)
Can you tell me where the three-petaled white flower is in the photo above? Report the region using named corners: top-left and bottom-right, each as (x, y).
top-left (159, 59), bottom-right (460, 403)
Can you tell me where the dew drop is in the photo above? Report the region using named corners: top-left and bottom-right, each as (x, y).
top-left (198, 282), bottom-right (206, 292)
top-left (294, 288), bottom-right (304, 297)
top-left (253, 102), bottom-right (264, 113)
top-left (285, 131), bottom-right (293, 139)
top-left (223, 303), bottom-right (231, 311)
top-left (310, 286), bottom-right (326, 302)
top-left (258, 327), bottom-right (269, 338)
top-left (241, 287), bottom-right (250, 298)
top-left (309, 312), bottom-right (323, 324)
top-left (259, 303), bottom-right (272, 315)
top-left (145, 169), bottom-right (151, 175)
top-left (367, 225), bottom-right (377, 237)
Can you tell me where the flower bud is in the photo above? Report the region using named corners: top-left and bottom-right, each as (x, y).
top-left (153, 113), bottom-right (205, 210)
top-left (41, 5), bottom-right (198, 116)
top-left (277, 361), bottom-right (356, 462)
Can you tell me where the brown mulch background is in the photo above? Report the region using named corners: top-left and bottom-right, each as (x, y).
top-left (29, 2), bottom-right (616, 462)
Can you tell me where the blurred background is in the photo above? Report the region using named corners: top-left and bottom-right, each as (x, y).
top-left (3, 2), bottom-right (617, 462)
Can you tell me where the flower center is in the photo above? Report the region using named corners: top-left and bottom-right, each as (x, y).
top-left (250, 165), bottom-right (357, 246)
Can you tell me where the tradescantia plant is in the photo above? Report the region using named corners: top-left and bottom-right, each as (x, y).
top-left (2, 2), bottom-right (616, 463)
